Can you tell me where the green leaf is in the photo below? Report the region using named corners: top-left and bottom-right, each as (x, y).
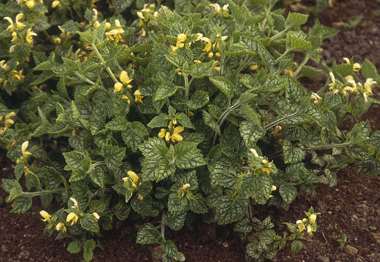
top-left (122, 121), bottom-right (149, 152)
top-left (14, 45), bottom-right (31, 64)
top-left (14, 163), bottom-right (24, 181)
top-left (67, 241), bottom-right (81, 254)
top-left (25, 172), bottom-right (40, 191)
top-left (139, 137), bottom-right (167, 160)
top-left (165, 211), bottom-right (186, 231)
top-left (162, 240), bottom-right (179, 259)
top-left (286, 76), bottom-right (305, 102)
top-left (83, 239), bottom-right (96, 262)
top-left (361, 58), bottom-right (380, 82)
top-left (105, 117), bottom-right (128, 131)
top-left (39, 167), bottom-right (63, 189)
top-left (286, 13), bottom-right (308, 27)
top-left (174, 142), bottom-right (206, 169)
top-left (89, 168), bottom-right (105, 188)
top-left (71, 181), bottom-right (90, 210)
top-left (11, 196), bottom-right (32, 213)
top-left (63, 151), bottom-right (87, 170)
top-left (61, 20), bottom-right (79, 34)
top-left (187, 91), bottom-right (209, 110)
top-left (286, 32), bottom-right (312, 51)
top-left (136, 223), bottom-right (164, 245)
top-left (279, 185), bottom-right (297, 204)
top-left (131, 196), bottom-right (153, 216)
top-left (155, 82), bottom-right (178, 101)
top-left (177, 113), bottom-right (195, 129)
top-left (209, 76), bottom-right (235, 98)
top-left (147, 114), bottom-right (167, 128)
top-left (282, 139), bottom-right (306, 164)
top-left (291, 240), bottom-right (303, 255)
top-left (239, 37), bottom-right (275, 66)
top-left (215, 196), bottom-right (248, 225)
top-left (263, 75), bottom-right (287, 92)
top-left (240, 121), bottom-right (265, 147)
top-left (80, 214), bottom-right (100, 233)
top-left (168, 193), bottom-right (188, 212)
top-left (202, 110), bottom-right (221, 135)
top-left (100, 145), bottom-right (126, 170)
top-left (189, 193), bottom-right (208, 214)
top-left (186, 61), bottom-right (214, 78)
top-left (114, 201), bottom-right (131, 220)
top-left (165, 54), bottom-right (187, 69)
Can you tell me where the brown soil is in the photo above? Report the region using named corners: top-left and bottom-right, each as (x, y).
top-left (2, 0), bottom-right (380, 261)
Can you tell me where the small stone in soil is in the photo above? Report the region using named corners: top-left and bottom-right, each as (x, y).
top-left (369, 232), bottom-right (380, 244)
top-left (1, 245), bottom-right (8, 253)
top-left (317, 255), bottom-right (330, 262)
top-left (344, 244), bottom-right (358, 255)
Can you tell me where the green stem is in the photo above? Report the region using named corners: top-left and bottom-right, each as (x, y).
top-left (161, 211), bottom-right (166, 240)
top-left (20, 189), bottom-right (63, 197)
top-left (265, 110), bottom-right (300, 130)
top-left (292, 52), bottom-right (310, 78)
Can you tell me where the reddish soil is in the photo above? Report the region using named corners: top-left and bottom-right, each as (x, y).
top-left (2, 0), bottom-right (380, 261)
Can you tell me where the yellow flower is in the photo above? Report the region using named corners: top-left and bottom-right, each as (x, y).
top-left (307, 224), bottom-right (313, 235)
top-left (94, 21), bottom-right (100, 28)
top-left (122, 95), bottom-right (130, 104)
top-left (40, 210), bottom-right (51, 222)
top-left (105, 22), bottom-right (111, 30)
top-left (208, 52), bottom-right (214, 58)
top-left (11, 32), bottom-right (18, 42)
top-left (201, 37), bottom-right (212, 52)
top-left (158, 129), bottom-right (166, 138)
top-left (70, 197), bottom-right (78, 208)
top-left (26, 28), bottom-right (37, 45)
top-left (181, 183), bottom-right (190, 190)
top-left (93, 212), bottom-right (100, 221)
top-left (249, 148), bottom-right (259, 157)
top-left (114, 82), bottom-right (123, 93)
top-left (137, 11), bottom-right (144, 20)
top-left (194, 60), bottom-right (202, 64)
top-left (353, 63), bottom-right (361, 72)
top-left (52, 0), bottom-right (60, 8)
top-left (364, 78), bottom-right (376, 94)
top-left (120, 71), bottom-right (132, 85)
top-left (165, 131), bottom-right (171, 141)
top-left (271, 185), bottom-right (277, 191)
top-left (52, 37), bottom-right (61, 44)
top-left (177, 34), bottom-right (187, 43)
top-left (343, 57), bottom-right (350, 64)
top-left (4, 118), bottom-right (15, 128)
top-left (115, 19), bottom-right (121, 28)
top-left (296, 220), bottom-right (305, 232)
top-left (262, 167), bottom-right (271, 174)
top-left (310, 92), bottom-right (322, 105)
top-left (66, 212), bottom-right (79, 225)
top-left (106, 28), bottom-right (124, 42)
top-left (134, 90), bottom-right (144, 103)
top-left (21, 141), bottom-right (32, 157)
top-left (128, 170), bottom-right (139, 185)
top-left (170, 126), bottom-right (184, 142)
top-left (4, 17), bottom-right (14, 31)
top-left (56, 222), bottom-right (67, 232)
top-left (26, 0), bottom-right (35, 9)
top-left (309, 214), bottom-right (317, 223)
top-left (262, 159), bottom-right (268, 164)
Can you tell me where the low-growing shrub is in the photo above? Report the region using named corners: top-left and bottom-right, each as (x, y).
top-left (1, 0), bottom-right (380, 261)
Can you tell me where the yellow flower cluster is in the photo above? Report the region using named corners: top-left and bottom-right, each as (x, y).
top-left (0, 112), bottom-right (16, 136)
top-left (114, 70), bottom-right (133, 94)
top-left (296, 214), bottom-right (318, 235)
top-left (134, 90), bottom-right (144, 103)
top-left (209, 3), bottom-right (229, 16)
top-left (105, 19), bottom-right (124, 42)
top-left (123, 171), bottom-right (140, 188)
top-left (16, 0), bottom-right (43, 10)
top-left (310, 92), bottom-right (322, 105)
top-left (136, 4), bottom-right (158, 37)
top-left (4, 13), bottom-right (37, 47)
top-left (158, 120), bottom-right (184, 143)
top-left (329, 72), bottom-right (377, 103)
top-left (201, 34), bottom-right (228, 59)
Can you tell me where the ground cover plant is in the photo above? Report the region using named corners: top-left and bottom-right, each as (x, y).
top-left (1, 0), bottom-right (380, 261)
